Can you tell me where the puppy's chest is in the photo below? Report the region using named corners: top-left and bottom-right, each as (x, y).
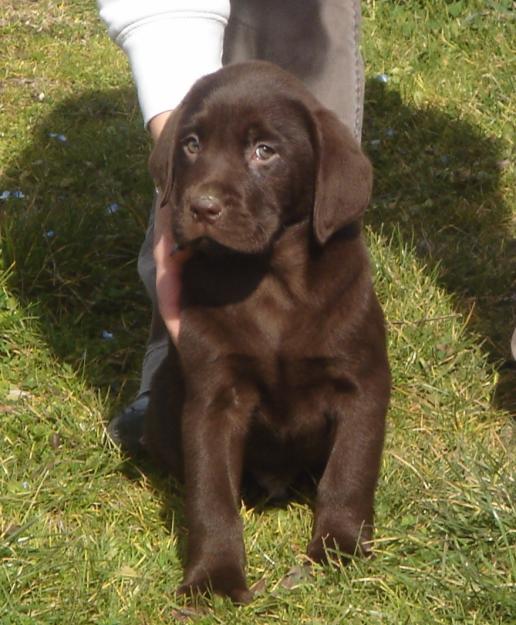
top-left (239, 288), bottom-right (296, 350)
top-left (232, 291), bottom-right (339, 411)
top-left (248, 353), bottom-right (335, 428)
top-left (182, 256), bottom-right (346, 427)
top-left (228, 265), bottom-right (317, 348)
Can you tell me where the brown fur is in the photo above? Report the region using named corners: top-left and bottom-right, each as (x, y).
top-left (145, 61), bottom-right (390, 603)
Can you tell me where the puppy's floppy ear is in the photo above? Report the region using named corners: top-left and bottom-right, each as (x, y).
top-left (148, 109), bottom-right (182, 208)
top-left (312, 109), bottom-right (372, 245)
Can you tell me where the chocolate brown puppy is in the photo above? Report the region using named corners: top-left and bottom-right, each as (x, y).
top-left (145, 60), bottom-right (390, 604)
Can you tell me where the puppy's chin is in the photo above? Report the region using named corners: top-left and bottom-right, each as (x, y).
top-left (182, 237), bottom-right (231, 256)
top-left (180, 236), bottom-right (273, 258)
top-left (173, 225), bottom-right (275, 257)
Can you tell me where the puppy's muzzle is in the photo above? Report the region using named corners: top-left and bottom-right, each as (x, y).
top-left (190, 194), bottom-right (223, 224)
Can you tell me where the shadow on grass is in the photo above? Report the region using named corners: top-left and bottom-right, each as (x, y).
top-left (1, 80), bottom-right (514, 417)
top-left (119, 452), bottom-right (318, 573)
top-left (119, 457), bottom-right (190, 567)
top-left (1, 88), bottom-right (152, 402)
top-left (363, 79), bottom-right (514, 412)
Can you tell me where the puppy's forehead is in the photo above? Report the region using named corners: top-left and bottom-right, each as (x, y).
top-left (180, 62), bottom-right (316, 132)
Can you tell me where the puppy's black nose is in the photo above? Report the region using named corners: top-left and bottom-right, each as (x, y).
top-left (190, 195), bottom-right (223, 224)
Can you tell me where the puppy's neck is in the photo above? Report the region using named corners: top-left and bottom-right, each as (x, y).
top-left (181, 219), bottom-right (364, 309)
top-left (271, 218), bottom-right (362, 266)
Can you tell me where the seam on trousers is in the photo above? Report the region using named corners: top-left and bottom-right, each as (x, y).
top-left (142, 336), bottom-right (169, 356)
top-left (352, 0), bottom-right (362, 141)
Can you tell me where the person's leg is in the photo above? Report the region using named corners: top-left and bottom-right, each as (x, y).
top-left (224, 0), bottom-right (364, 140)
top-left (135, 196), bottom-right (170, 398)
top-left (107, 194), bottom-right (169, 452)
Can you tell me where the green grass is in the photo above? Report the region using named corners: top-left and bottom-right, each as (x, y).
top-left (1, 1), bottom-right (514, 623)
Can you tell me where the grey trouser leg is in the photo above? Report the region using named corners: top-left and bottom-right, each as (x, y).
top-left (136, 0), bottom-right (365, 397)
top-left (224, 0), bottom-right (364, 140)
top-left (136, 194), bottom-right (170, 397)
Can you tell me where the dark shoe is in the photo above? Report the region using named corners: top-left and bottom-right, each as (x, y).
top-left (107, 393), bottom-right (148, 456)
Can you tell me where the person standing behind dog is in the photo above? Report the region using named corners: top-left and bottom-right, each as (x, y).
top-left (97, 0), bottom-right (366, 452)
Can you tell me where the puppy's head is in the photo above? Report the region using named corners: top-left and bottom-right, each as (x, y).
top-left (150, 61), bottom-right (371, 253)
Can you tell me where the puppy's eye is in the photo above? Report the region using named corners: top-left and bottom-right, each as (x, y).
top-left (183, 135), bottom-right (201, 155)
top-left (253, 144), bottom-right (276, 161)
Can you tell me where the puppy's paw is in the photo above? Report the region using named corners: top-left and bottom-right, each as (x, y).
top-left (307, 529), bottom-right (372, 564)
top-left (178, 565), bottom-right (252, 605)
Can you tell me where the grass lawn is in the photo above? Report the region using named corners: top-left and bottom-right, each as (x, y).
top-left (1, 1), bottom-right (514, 623)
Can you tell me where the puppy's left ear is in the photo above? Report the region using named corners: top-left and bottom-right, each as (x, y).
top-left (312, 109), bottom-right (372, 245)
top-left (148, 109), bottom-right (182, 207)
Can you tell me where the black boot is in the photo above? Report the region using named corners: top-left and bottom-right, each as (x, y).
top-left (107, 393), bottom-right (148, 456)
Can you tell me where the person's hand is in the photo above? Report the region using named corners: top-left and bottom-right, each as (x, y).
top-left (149, 111), bottom-right (190, 343)
top-left (153, 194), bottom-right (190, 342)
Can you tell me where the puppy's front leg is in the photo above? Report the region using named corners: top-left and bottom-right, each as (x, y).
top-left (178, 386), bottom-right (255, 604)
top-left (307, 374), bottom-right (389, 562)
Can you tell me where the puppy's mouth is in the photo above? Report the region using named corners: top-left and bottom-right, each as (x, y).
top-left (172, 220), bottom-right (276, 256)
top-left (172, 236), bottom-right (229, 257)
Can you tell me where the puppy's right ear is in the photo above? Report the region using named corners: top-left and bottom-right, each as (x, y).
top-left (148, 110), bottom-right (181, 207)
